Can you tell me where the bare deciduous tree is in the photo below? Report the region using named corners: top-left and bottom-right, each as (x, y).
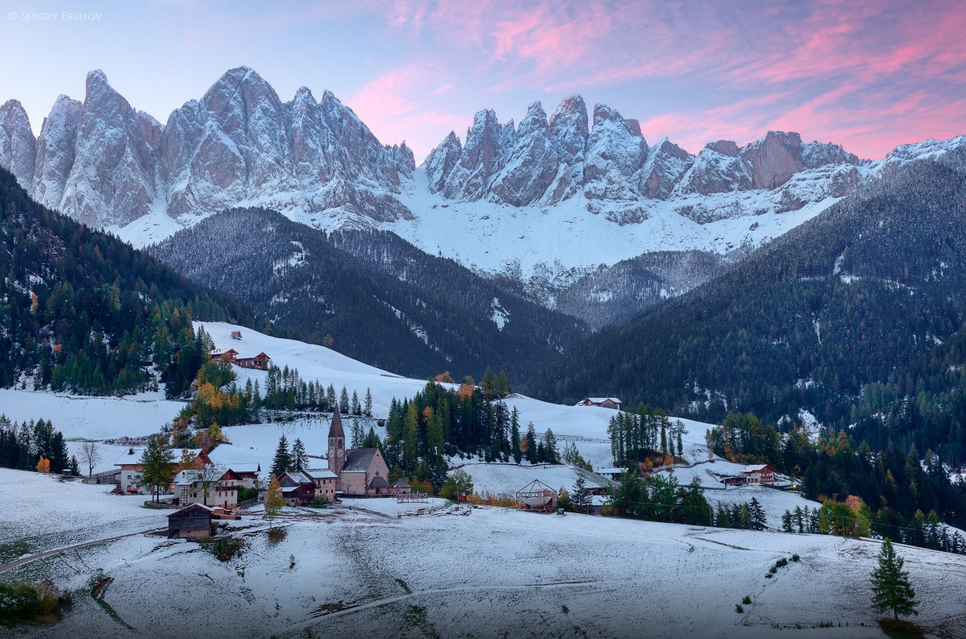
top-left (80, 441), bottom-right (101, 478)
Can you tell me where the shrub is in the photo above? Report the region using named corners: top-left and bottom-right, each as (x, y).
top-left (267, 527), bottom-right (288, 545)
top-left (735, 604), bottom-right (744, 613)
top-left (742, 596), bottom-right (752, 605)
top-left (776, 558), bottom-right (788, 568)
top-left (0, 579), bottom-right (70, 623)
top-left (209, 536), bottom-right (245, 561)
top-left (792, 554), bottom-right (800, 562)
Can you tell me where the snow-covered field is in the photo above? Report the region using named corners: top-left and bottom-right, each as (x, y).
top-left (1, 472), bottom-right (964, 639)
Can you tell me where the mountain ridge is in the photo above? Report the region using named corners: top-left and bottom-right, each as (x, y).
top-left (1, 67), bottom-right (963, 304)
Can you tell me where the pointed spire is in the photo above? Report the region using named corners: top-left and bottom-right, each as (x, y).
top-left (328, 404), bottom-right (345, 439)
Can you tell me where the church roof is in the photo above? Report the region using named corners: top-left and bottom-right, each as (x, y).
top-left (342, 448), bottom-right (379, 473)
top-left (328, 405), bottom-right (345, 439)
top-left (369, 476), bottom-right (389, 488)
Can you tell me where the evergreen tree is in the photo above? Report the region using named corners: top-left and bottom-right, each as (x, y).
top-left (291, 438), bottom-right (308, 472)
top-left (364, 388), bottom-right (373, 417)
top-left (510, 408), bottom-right (522, 464)
top-left (271, 435), bottom-right (291, 479)
top-left (572, 475), bottom-right (592, 513)
top-left (749, 497), bottom-right (767, 531)
top-left (351, 390), bottom-right (361, 415)
top-left (870, 539), bottom-right (919, 622)
top-left (139, 435), bottom-right (175, 503)
top-left (340, 387), bottom-right (350, 414)
top-left (525, 423), bottom-right (537, 464)
top-left (543, 429), bottom-right (559, 464)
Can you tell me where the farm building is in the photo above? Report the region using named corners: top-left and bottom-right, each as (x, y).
top-left (167, 503), bottom-right (213, 540)
top-left (577, 397), bottom-right (622, 410)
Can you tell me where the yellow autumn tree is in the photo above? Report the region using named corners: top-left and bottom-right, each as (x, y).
top-left (36, 456), bottom-right (51, 473)
top-left (264, 475), bottom-right (284, 529)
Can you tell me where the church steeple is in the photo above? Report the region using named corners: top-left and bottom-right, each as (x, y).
top-left (328, 405), bottom-right (346, 475)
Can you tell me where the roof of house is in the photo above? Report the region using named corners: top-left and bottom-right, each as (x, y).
top-left (595, 467), bottom-right (628, 475)
top-left (280, 470), bottom-right (315, 485)
top-left (584, 397), bottom-right (622, 404)
top-left (342, 448), bottom-right (379, 473)
top-left (328, 405), bottom-right (345, 439)
top-left (168, 503), bottom-right (213, 518)
top-left (742, 464), bottom-right (774, 473)
top-left (306, 468), bottom-right (339, 480)
top-left (369, 476), bottom-right (389, 488)
top-left (390, 479), bottom-right (410, 488)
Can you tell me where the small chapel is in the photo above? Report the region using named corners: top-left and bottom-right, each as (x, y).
top-left (327, 405), bottom-right (391, 496)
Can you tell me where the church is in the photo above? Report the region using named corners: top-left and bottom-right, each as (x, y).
top-left (327, 405), bottom-right (391, 496)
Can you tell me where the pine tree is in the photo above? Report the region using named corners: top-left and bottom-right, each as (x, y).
top-left (510, 408), bottom-right (522, 464)
top-left (543, 429), bottom-right (559, 464)
top-left (870, 539), bottom-right (919, 622)
top-left (271, 434), bottom-right (291, 479)
top-left (364, 388), bottom-right (373, 417)
top-left (749, 497), bottom-right (767, 530)
top-left (351, 390), bottom-right (361, 415)
top-left (340, 387), bottom-right (350, 414)
top-left (291, 438), bottom-right (307, 472)
top-left (572, 476), bottom-right (592, 513)
top-left (525, 423), bottom-right (537, 464)
top-left (139, 435), bottom-right (175, 502)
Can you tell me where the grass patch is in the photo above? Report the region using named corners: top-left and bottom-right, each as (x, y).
top-left (88, 572), bottom-right (135, 631)
top-left (0, 540), bottom-right (31, 564)
top-left (878, 618), bottom-right (925, 639)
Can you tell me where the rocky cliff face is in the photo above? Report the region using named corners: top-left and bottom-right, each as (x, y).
top-left (0, 67), bottom-right (961, 264)
top-left (0, 67), bottom-right (414, 228)
top-left (425, 101), bottom-right (867, 211)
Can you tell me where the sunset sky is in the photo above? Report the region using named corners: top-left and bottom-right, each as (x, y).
top-left (1, 0), bottom-right (963, 162)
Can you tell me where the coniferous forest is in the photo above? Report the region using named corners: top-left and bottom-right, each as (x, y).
top-left (0, 169), bottom-right (257, 396)
top-left (543, 153), bottom-right (966, 466)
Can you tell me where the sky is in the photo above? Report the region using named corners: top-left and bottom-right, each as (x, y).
top-left (0, 0), bottom-right (963, 163)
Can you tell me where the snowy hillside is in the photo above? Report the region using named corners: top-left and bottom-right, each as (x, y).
top-left (2, 469), bottom-right (965, 639)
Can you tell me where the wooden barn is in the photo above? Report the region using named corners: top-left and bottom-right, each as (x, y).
top-left (167, 503), bottom-right (214, 540)
top-left (577, 397), bottom-right (623, 410)
top-left (233, 352), bottom-right (271, 370)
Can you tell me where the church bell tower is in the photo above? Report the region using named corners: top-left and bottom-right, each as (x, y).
top-left (328, 404), bottom-right (346, 476)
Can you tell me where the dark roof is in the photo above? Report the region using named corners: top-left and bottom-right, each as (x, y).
top-left (342, 448), bottom-right (378, 473)
top-left (328, 405), bottom-right (345, 439)
top-left (369, 476), bottom-right (389, 488)
top-left (390, 479), bottom-right (410, 488)
top-left (167, 503), bottom-right (213, 518)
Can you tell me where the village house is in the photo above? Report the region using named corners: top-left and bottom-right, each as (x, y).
top-left (171, 467), bottom-right (242, 510)
top-left (741, 464), bottom-right (777, 484)
top-left (116, 447), bottom-right (210, 495)
top-left (306, 467), bottom-right (339, 503)
top-left (577, 397), bottom-right (623, 410)
top-left (327, 405), bottom-right (391, 496)
top-left (278, 470), bottom-right (316, 506)
top-left (209, 349), bottom-right (271, 371)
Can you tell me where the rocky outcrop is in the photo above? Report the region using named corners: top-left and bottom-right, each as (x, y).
top-left (0, 100), bottom-right (37, 190)
top-left (31, 95), bottom-right (82, 210)
top-left (2, 67), bottom-right (415, 228)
